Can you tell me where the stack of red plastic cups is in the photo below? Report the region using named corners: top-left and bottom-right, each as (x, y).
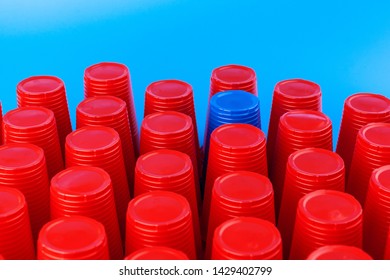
top-left (134, 150), bottom-right (202, 258)
top-left (347, 123), bottom-right (390, 205)
top-left (126, 191), bottom-right (196, 260)
top-left (205, 171), bottom-right (274, 259)
top-left (0, 187), bottom-right (35, 260)
top-left (211, 217), bottom-right (282, 260)
top-left (289, 190), bottom-right (363, 260)
top-left (84, 62), bottom-right (139, 156)
top-left (278, 148), bottom-right (345, 258)
top-left (202, 123), bottom-right (268, 235)
top-left (140, 111), bottom-right (198, 171)
top-left (270, 110), bottom-right (333, 214)
top-left (144, 80), bottom-right (200, 166)
top-left (209, 64), bottom-right (257, 98)
top-left (125, 247), bottom-right (189, 260)
top-left (2, 107), bottom-right (63, 179)
top-left (267, 79), bottom-right (322, 176)
top-left (140, 111), bottom-right (200, 201)
top-left (336, 93), bottom-right (390, 180)
top-left (65, 126), bottom-right (130, 237)
top-left (16, 76), bottom-right (72, 155)
top-left (37, 216), bottom-right (109, 260)
top-left (50, 166), bottom-right (123, 260)
top-left (0, 144), bottom-right (50, 240)
top-left (363, 165), bottom-right (390, 259)
top-left (76, 96), bottom-right (135, 195)
top-left (306, 245), bottom-right (372, 260)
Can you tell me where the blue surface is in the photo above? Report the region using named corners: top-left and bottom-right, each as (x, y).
top-left (1, 0), bottom-right (390, 147)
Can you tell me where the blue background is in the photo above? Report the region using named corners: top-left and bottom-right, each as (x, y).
top-left (1, 0), bottom-right (390, 147)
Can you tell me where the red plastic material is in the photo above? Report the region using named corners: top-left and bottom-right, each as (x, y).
top-left (385, 231), bottom-right (390, 260)
top-left (65, 126), bottom-right (130, 237)
top-left (205, 171), bottom-right (274, 259)
top-left (84, 62), bottom-right (139, 157)
top-left (0, 143), bottom-right (50, 240)
top-left (347, 123), bottom-right (390, 205)
top-left (3, 107), bottom-right (63, 178)
top-left (37, 216), bottom-right (109, 260)
top-left (50, 166), bottom-right (123, 259)
top-left (125, 191), bottom-right (196, 259)
top-left (289, 190), bottom-right (363, 260)
top-left (0, 187), bottom-right (35, 260)
top-left (17, 76), bottom-right (72, 155)
top-left (0, 254), bottom-right (3, 260)
top-left (278, 148), bottom-right (345, 258)
top-left (202, 124), bottom-right (268, 237)
top-left (144, 80), bottom-right (200, 163)
top-left (336, 93), bottom-right (390, 180)
top-left (267, 79), bottom-right (322, 177)
top-left (125, 246), bottom-right (189, 260)
top-left (363, 165), bottom-right (390, 259)
top-left (211, 217), bottom-right (282, 260)
top-left (210, 65), bottom-right (257, 97)
top-left (140, 111), bottom-right (197, 164)
top-left (76, 96), bottom-right (135, 195)
top-left (134, 150), bottom-right (201, 257)
top-left (306, 245), bottom-right (372, 260)
top-left (0, 102), bottom-right (3, 145)
top-left (140, 111), bottom-right (200, 199)
top-left (270, 110), bottom-right (333, 215)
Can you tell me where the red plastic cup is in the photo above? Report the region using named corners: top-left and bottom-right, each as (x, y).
top-left (17, 76), bottom-right (72, 156)
top-left (65, 126), bottom-right (130, 238)
top-left (363, 165), bottom-right (390, 259)
top-left (84, 62), bottom-right (139, 157)
top-left (211, 217), bottom-right (282, 260)
top-left (347, 123), bottom-right (390, 205)
top-left (306, 245), bottom-right (372, 260)
top-left (270, 110), bottom-right (333, 215)
top-left (144, 80), bottom-right (200, 164)
top-left (267, 79), bottom-right (322, 176)
top-left (336, 93), bottom-right (390, 181)
top-left (2, 106), bottom-right (63, 179)
top-left (76, 96), bottom-right (136, 195)
top-left (278, 148), bottom-right (345, 258)
top-left (140, 111), bottom-right (200, 200)
top-left (140, 111), bottom-right (198, 169)
top-left (134, 149), bottom-right (201, 258)
top-left (205, 171), bottom-right (274, 259)
top-left (50, 166), bottom-right (123, 260)
top-left (0, 187), bottom-right (35, 260)
top-left (140, 106), bottom-right (199, 167)
top-left (289, 190), bottom-right (363, 260)
top-left (385, 230), bottom-right (390, 260)
top-left (202, 124), bottom-right (268, 235)
top-left (0, 143), bottom-right (50, 240)
top-left (125, 191), bottom-right (196, 260)
top-left (209, 65), bottom-right (257, 98)
top-left (125, 246), bottom-right (189, 260)
top-left (37, 216), bottom-right (109, 260)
